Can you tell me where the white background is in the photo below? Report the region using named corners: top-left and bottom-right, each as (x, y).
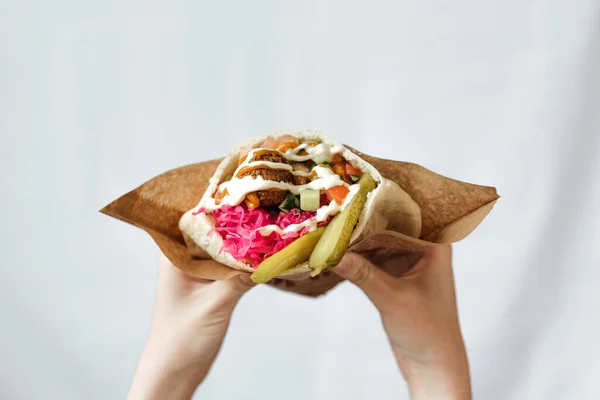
top-left (1, 1), bottom-right (599, 399)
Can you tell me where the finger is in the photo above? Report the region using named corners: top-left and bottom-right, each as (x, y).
top-left (206, 273), bottom-right (256, 307)
top-left (422, 244), bottom-right (453, 277)
top-left (425, 244), bottom-right (452, 263)
top-left (157, 250), bottom-right (172, 271)
top-left (417, 244), bottom-right (457, 298)
top-left (157, 251), bottom-right (188, 280)
top-left (157, 251), bottom-right (212, 291)
top-left (334, 252), bottom-right (394, 305)
top-left (156, 250), bottom-right (187, 290)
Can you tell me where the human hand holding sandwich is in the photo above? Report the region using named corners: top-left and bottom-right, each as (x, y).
top-left (127, 245), bottom-right (471, 400)
top-left (126, 252), bottom-right (255, 400)
top-left (335, 244), bottom-right (472, 400)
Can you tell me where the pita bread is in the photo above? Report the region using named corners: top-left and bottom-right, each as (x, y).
top-left (178, 130), bottom-right (422, 278)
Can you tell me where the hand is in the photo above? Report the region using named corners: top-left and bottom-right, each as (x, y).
top-left (127, 252), bottom-right (255, 400)
top-left (334, 245), bottom-right (472, 400)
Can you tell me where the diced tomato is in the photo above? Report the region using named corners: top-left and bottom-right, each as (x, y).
top-left (244, 192), bottom-right (261, 209)
top-left (332, 162), bottom-right (345, 176)
top-left (332, 162), bottom-right (351, 183)
top-left (325, 185), bottom-right (350, 204)
top-left (331, 153), bottom-right (343, 163)
top-left (345, 163), bottom-right (363, 178)
top-left (320, 193), bottom-right (331, 206)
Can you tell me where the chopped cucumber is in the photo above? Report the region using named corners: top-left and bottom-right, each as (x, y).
top-left (350, 174), bottom-right (360, 182)
top-left (300, 189), bottom-right (320, 211)
top-left (279, 193), bottom-right (299, 212)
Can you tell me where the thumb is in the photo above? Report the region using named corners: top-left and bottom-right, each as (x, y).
top-left (335, 253), bottom-right (393, 305)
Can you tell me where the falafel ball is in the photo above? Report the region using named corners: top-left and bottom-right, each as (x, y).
top-left (238, 151), bottom-right (293, 207)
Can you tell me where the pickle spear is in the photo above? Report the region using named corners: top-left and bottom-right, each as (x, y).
top-left (251, 227), bottom-right (325, 284)
top-left (308, 173), bottom-right (377, 276)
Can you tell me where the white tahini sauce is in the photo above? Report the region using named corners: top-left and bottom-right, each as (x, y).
top-left (256, 184), bottom-right (360, 236)
top-left (200, 141), bottom-right (360, 236)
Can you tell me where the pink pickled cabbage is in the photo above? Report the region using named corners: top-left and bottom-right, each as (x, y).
top-left (193, 205), bottom-right (330, 268)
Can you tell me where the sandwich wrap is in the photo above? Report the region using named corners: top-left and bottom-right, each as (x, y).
top-left (100, 130), bottom-right (499, 297)
top-left (179, 131), bottom-right (422, 282)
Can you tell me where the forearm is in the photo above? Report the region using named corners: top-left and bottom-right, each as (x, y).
top-left (127, 340), bottom-right (214, 400)
top-left (128, 366), bottom-right (204, 400)
top-left (395, 348), bottom-right (472, 400)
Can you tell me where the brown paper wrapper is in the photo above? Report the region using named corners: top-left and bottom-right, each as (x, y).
top-left (100, 146), bottom-right (499, 297)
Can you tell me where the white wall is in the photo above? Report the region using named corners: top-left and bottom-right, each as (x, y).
top-left (1, 1), bottom-right (599, 399)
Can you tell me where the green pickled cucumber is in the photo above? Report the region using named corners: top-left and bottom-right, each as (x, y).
top-left (250, 227), bottom-right (326, 284)
top-left (308, 173), bottom-right (377, 276)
